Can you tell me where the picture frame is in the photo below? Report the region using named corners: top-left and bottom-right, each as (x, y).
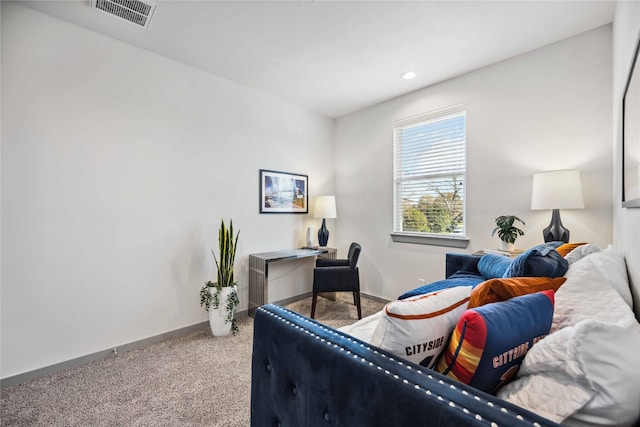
top-left (259, 169), bottom-right (308, 214)
top-left (622, 28), bottom-right (640, 208)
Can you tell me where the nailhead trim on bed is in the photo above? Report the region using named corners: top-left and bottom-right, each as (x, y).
top-left (256, 305), bottom-right (544, 427)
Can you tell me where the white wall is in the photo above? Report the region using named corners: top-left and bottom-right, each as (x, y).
top-left (334, 26), bottom-right (613, 301)
top-left (0, 3), bottom-right (334, 379)
top-left (2, 2), bottom-right (630, 381)
top-left (613, 0), bottom-right (640, 318)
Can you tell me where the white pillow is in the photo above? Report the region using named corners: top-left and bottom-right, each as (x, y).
top-left (552, 251), bottom-right (637, 332)
top-left (564, 243), bottom-right (601, 265)
top-left (338, 310), bottom-right (383, 343)
top-left (498, 320), bottom-right (640, 426)
top-left (369, 286), bottom-right (471, 368)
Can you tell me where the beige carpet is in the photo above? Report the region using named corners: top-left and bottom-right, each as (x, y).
top-left (283, 292), bottom-right (385, 329)
top-left (1, 294), bottom-right (386, 426)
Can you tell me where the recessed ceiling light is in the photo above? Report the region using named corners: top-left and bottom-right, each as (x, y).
top-left (402, 71), bottom-right (417, 80)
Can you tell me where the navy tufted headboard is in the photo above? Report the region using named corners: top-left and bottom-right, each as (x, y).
top-left (445, 252), bottom-right (483, 278)
top-left (251, 304), bottom-right (560, 427)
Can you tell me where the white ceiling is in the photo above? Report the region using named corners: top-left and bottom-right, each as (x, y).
top-left (17, 0), bottom-right (615, 118)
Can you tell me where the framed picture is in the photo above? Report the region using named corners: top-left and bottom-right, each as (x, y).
top-left (259, 169), bottom-right (308, 214)
top-left (622, 28), bottom-right (640, 208)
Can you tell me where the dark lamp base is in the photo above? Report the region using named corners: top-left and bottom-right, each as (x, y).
top-left (318, 218), bottom-right (330, 247)
top-left (542, 209), bottom-right (570, 243)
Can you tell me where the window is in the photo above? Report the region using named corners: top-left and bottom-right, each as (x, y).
top-left (392, 104), bottom-right (467, 246)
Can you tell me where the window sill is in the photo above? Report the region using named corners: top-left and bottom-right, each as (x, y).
top-left (390, 232), bottom-right (470, 248)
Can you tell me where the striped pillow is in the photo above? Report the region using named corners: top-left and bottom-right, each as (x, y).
top-left (435, 290), bottom-right (555, 393)
top-left (370, 286), bottom-right (471, 368)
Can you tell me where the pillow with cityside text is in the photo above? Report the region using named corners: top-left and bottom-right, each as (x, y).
top-left (369, 286), bottom-right (472, 369)
top-left (435, 290), bottom-right (555, 394)
top-left (469, 277), bottom-right (566, 308)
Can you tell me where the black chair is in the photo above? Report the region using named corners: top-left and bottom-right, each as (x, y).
top-left (311, 242), bottom-right (362, 320)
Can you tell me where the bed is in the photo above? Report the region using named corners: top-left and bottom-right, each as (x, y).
top-left (250, 243), bottom-right (640, 427)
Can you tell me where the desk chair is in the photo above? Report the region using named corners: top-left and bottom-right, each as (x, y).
top-left (311, 242), bottom-right (362, 320)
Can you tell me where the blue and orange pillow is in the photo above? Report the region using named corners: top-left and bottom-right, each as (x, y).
top-left (435, 290), bottom-right (555, 393)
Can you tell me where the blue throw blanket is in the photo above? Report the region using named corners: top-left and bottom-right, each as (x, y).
top-left (503, 242), bottom-right (568, 278)
top-left (478, 254), bottom-right (513, 278)
top-left (399, 243), bottom-right (569, 300)
top-left (398, 271), bottom-right (485, 300)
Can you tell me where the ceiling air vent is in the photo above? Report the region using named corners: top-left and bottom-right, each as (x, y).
top-left (91, 0), bottom-right (157, 29)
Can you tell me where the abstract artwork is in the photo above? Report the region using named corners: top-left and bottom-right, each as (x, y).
top-left (259, 169), bottom-right (308, 213)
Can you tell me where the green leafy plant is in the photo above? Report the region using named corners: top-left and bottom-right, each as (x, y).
top-left (200, 219), bottom-right (240, 334)
top-left (491, 215), bottom-right (525, 244)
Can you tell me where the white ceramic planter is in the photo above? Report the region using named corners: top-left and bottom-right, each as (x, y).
top-left (208, 285), bottom-right (238, 337)
top-left (499, 241), bottom-right (515, 252)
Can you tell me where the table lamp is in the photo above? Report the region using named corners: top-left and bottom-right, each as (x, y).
top-left (313, 196), bottom-right (337, 247)
top-left (531, 170), bottom-right (584, 243)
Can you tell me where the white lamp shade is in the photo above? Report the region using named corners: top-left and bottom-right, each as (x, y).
top-left (313, 196), bottom-right (337, 219)
top-left (531, 170), bottom-right (585, 210)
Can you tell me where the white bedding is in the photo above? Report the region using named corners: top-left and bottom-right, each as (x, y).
top-left (551, 248), bottom-right (637, 333)
top-left (340, 246), bottom-right (640, 426)
top-left (499, 247), bottom-right (640, 426)
top-left (498, 320), bottom-right (640, 426)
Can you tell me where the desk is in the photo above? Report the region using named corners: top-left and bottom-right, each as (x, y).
top-left (249, 248), bottom-right (336, 317)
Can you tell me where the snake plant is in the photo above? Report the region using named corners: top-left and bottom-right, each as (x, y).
top-left (213, 219), bottom-right (239, 288)
top-left (200, 219), bottom-right (240, 334)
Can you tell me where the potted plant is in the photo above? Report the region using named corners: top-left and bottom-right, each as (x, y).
top-left (200, 219), bottom-right (240, 336)
top-left (491, 215), bottom-right (525, 252)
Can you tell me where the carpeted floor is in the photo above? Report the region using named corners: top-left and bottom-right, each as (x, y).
top-left (1, 294), bottom-right (386, 426)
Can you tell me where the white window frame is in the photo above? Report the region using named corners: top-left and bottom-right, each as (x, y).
top-left (390, 104), bottom-right (469, 248)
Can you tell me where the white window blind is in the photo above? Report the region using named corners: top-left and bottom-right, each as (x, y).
top-left (393, 104), bottom-right (466, 238)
